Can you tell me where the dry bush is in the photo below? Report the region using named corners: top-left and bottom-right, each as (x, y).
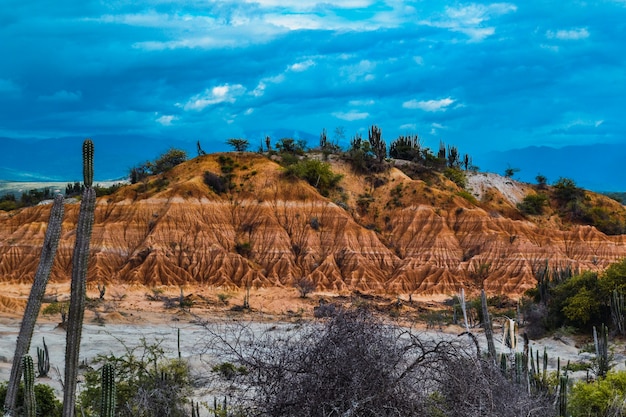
top-left (198, 308), bottom-right (556, 417)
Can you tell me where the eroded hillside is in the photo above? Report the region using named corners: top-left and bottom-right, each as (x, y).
top-left (0, 153), bottom-right (625, 297)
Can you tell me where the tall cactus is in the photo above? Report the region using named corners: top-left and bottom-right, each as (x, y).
top-left (481, 289), bottom-right (497, 362)
top-left (99, 363), bottom-right (116, 417)
top-left (594, 323), bottom-right (610, 378)
top-left (3, 194), bottom-right (64, 415)
top-left (611, 290), bottom-right (625, 335)
top-left (22, 355), bottom-right (36, 417)
top-left (62, 139), bottom-right (96, 417)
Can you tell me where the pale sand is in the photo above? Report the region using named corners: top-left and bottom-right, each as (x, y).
top-left (0, 282), bottom-right (623, 400)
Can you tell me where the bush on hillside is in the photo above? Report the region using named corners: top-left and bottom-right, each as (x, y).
top-left (518, 193), bottom-right (548, 215)
top-left (284, 159), bottom-right (342, 196)
top-left (130, 148), bottom-right (187, 183)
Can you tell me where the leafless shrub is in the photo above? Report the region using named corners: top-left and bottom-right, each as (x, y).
top-left (197, 308), bottom-right (557, 417)
top-left (293, 277), bottom-right (316, 298)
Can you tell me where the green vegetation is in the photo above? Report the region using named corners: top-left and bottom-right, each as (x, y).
top-left (78, 338), bottom-right (191, 417)
top-left (550, 177), bottom-right (626, 235)
top-left (504, 166), bottom-right (520, 178)
top-left (226, 138), bottom-right (249, 152)
top-left (518, 193), bottom-right (549, 215)
top-left (284, 159), bottom-right (342, 196)
top-left (569, 371), bottom-right (626, 417)
top-left (443, 167), bottom-right (467, 188)
top-left (129, 148), bottom-right (187, 184)
top-left (0, 382), bottom-right (62, 417)
top-left (523, 258), bottom-right (626, 334)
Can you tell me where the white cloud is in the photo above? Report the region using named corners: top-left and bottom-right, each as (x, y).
top-left (340, 60), bottom-right (377, 82)
top-left (251, 74), bottom-right (285, 97)
top-left (332, 110), bottom-right (369, 121)
top-left (348, 99), bottom-right (375, 106)
top-left (546, 28), bottom-right (589, 40)
top-left (180, 84), bottom-right (246, 111)
top-left (288, 59), bottom-right (315, 72)
top-left (403, 97), bottom-right (455, 112)
top-left (243, 0), bottom-right (374, 11)
top-left (422, 3), bottom-right (517, 42)
top-left (156, 114), bottom-right (177, 126)
top-left (134, 37), bottom-right (237, 50)
top-left (413, 56), bottom-right (424, 65)
top-left (38, 90), bottom-right (82, 102)
top-left (244, 108), bottom-right (254, 115)
top-left (264, 13), bottom-right (324, 30)
top-left (399, 123), bottom-right (417, 130)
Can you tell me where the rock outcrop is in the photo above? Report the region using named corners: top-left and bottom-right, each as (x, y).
top-left (1, 154), bottom-right (624, 297)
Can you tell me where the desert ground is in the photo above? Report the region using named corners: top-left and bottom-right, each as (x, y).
top-left (1, 282), bottom-right (622, 403)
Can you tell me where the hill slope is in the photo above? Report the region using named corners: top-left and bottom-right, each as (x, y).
top-left (0, 153), bottom-right (625, 297)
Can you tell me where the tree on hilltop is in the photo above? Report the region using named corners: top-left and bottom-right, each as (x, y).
top-left (227, 138), bottom-right (249, 152)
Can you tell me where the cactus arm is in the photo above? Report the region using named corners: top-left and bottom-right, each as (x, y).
top-left (22, 355), bottom-right (37, 417)
top-left (62, 139), bottom-right (96, 417)
top-left (3, 194), bottom-right (64, 415)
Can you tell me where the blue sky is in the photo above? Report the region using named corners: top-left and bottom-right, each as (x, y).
top-left (1, 1), bottom-right (625, 187)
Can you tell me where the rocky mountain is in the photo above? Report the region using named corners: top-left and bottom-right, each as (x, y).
top-left (0, 153), bottom-right (625, 297)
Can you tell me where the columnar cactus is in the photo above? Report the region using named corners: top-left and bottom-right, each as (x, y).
top-left (22, 355), bottom-right (36, 417)
top-left (558, 374), bottom-right (568, 417)
top-left (594, 323), bottom-right (610, 378)
top-left (62, 139), bottom-right (96, 417)
top-left (481, 289), bottom-right (496, 362)
top-left (82, 139), bottom-right (94, 188)
top-left (3, 193), bottom-right (64, 415)
top-left (99, 363), bottom-right (116, 417)
top-left (36, 337), bottom-right (50, 377)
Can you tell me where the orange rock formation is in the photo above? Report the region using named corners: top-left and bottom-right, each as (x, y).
top-left (1, 154), bottom-right (624, 297)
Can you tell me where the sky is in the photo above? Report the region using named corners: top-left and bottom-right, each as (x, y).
top-left (1, 1), bottom-right (625, 186)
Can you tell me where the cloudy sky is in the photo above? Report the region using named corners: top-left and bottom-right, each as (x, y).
top-left (1, 1), bottom-right (624, 160)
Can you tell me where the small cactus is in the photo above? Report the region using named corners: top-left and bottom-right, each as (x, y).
top-left (37, 337), bottom-right (50, 377)
top-left (99, 363), bottom-right (116, 417)
top-left (22, 355), bottom-right (36, 417)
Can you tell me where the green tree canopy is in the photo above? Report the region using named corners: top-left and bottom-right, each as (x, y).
top-left (226, 138), bottom-right (249, 152)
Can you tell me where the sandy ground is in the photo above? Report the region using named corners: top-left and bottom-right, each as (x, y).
top-left (0, 283), bottom-right (624, 401)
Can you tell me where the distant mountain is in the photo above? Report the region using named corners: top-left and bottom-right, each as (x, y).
top-left (476, 143), bottom-right (625, 192)
top-left (0, 136), bottom-right (198, 182)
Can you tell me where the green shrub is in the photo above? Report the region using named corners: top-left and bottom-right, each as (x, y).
top-left (78, 338), bottom-right (192, 417)
top-left (518, 193), bottom-right (548, 215)
top-left (456, 190), bottom-right (477, 204)
top-left (284, 159), bottom-right (342, 196)
top-left (0, 382), bottom-right (62, 417)
top-left (443, 167), bottom-right (466, 188)
top-left (203, 171), bottom-right (230, 194)
top-left (211, 362), bottom-right (248, 380)
top-left (570, 371), bottom-right (626, 417)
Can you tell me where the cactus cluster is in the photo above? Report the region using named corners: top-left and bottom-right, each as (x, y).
top-left (36, 338), bottom-right (50, 377)
top-left (3, 138), bottom-right (100, 417)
